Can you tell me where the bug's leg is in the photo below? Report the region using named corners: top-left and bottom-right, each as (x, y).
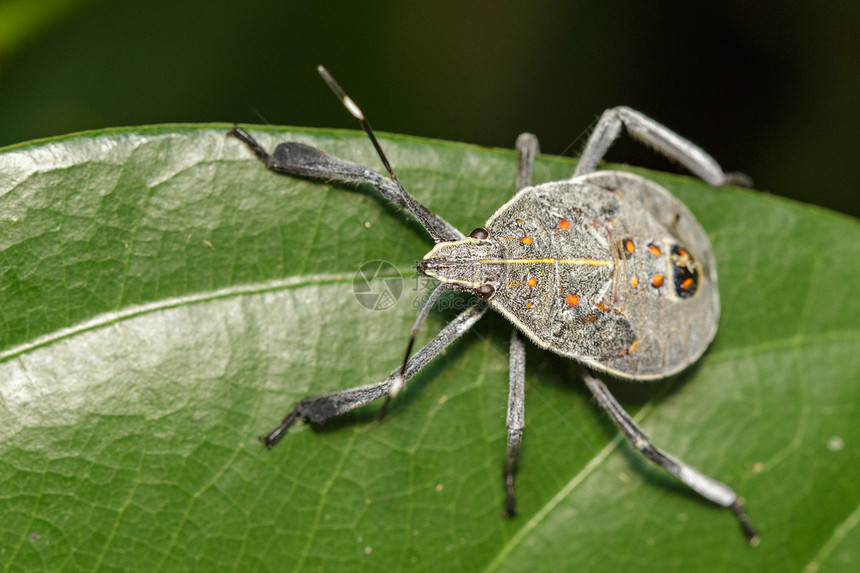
top-left (261, 302), bottom-right (488, 447)
top-left (229, 126), bottom-right (463, 242)
top-left (581, 368), bottom-right (760, 545)
top-left (503, 330), bottom-right (526, 517)
top-left (515, 132), bottom-right (540, 191)
top-left (500, 134), bottom-right (539, 517)
top-left (573, 106), bottom-right (751, 187)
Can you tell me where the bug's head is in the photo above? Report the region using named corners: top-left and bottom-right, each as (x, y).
top-left (417, 227), bottom-right (503, 300)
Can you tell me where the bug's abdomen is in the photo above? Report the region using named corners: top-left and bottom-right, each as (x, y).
top-left (586, 172), bottom-right (719, 379)
top-left (485, 172), bottom-right (719, 380)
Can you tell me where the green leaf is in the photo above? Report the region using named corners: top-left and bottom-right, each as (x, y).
top-left (1, 125), bottom-right (858, 572)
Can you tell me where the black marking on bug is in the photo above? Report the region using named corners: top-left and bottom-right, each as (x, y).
top-left (672, 244), bottom-right (700, 298)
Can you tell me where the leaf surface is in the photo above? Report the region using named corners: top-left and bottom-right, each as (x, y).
top-left (1, 126), bottom-right (858, 572)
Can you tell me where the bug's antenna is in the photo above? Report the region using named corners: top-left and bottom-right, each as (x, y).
top-left (315, 65), bottom-right (459, 244)
top-left (377, 283), bottom-right (450, 422)
top-left (317, 66), bottom-right (458, 422)
top-left (317, 65), bottom-right (400, 182)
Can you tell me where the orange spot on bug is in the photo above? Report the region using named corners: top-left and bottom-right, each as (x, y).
top-left (681, 277), bottom-right (694, 290)
top-left (521, 236), bottom-right (533, 245)
top-left (526, 301), bottom-right (533, 309)
top-left (595, 300), bottom-right (612, 313)
top-left (566, 294), bottom-right (579, 307)
top-left (527, 277), bottom-right (537, 288)
top-left (624, 239), bottom-right (635, 254)
top-left (559, 219), bottom-right (571, 230)
top-left (618, 340), bottom-right (639, 357)
top-left (630, 274), bottom-right (639, 289)
top-left (648, 244), bottom-right (662, 257)
top-left (652, 274), bottom-right (665, 288)
top-left (677, 247), bottom-right (689, 259)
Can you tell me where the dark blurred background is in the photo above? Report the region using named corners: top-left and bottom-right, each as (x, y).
top-left (1, 0), bottom-right (857, 216)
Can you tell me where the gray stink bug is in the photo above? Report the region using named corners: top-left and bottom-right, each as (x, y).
top-left (228, 65), bottom-right (759, 544)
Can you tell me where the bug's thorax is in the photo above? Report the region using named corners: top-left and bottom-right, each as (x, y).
top-left (418, 237), bottom-right (505, 290)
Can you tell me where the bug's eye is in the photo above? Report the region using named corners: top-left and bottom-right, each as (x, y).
top-left (469, 227), bottom-right (489, 240)
top-left (475, 283), bottom-right (495, 299)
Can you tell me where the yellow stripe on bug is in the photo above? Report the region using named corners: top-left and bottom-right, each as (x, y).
top-left (479, 258), bottom-right (615, 266)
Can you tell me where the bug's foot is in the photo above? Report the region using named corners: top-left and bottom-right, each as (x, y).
top-left (260, 408), bottom-right (302, 448)
top-left (228, 125), bottom-right (271, 163)
top-left (731, 501), bottom-right (760, 546)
